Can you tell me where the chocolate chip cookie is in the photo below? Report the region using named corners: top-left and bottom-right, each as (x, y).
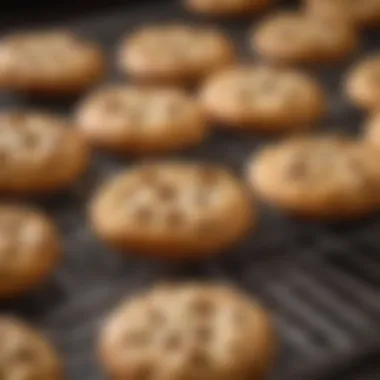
top-left (0, 30), bottom-right (105, 94)
top-left (247, 135), bottom-right (380, 219)
top-left (118, 25), bottom-right (235, 84)
top-left (90, 162), bottom-right (254, 258)
top-left (200, 65), bottom-right (326, 132)
top-left (99, 282), bottom-right (275, 380)
top-left (76, 85), bottom-right (207, 155)
top-left (0, 111), bottom-right (89, 194)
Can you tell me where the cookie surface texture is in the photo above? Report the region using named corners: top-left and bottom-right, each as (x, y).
top-left (0, 30), bottom-right (105, 94)
top-left (90, 162), bottom-right (254, 258)
top-left (305, 0), bottom-right (380, 28)
top-left (119, 25), bottom-right (235, 84)
top-left (200, 65), bottom-right (326, 132)
top-left (0, 205), bottom-right (60, 298)
top-left (76, 86), bottom-right (207, 155)
top-left (0, 111), bottom-right (89, 193)
top-left (247, 136), bottom-right (380, 219)
top-left (251, 12), bottom-right (357, 63)
top-left (346, 55), bottom-right (380, 110)
top-left (184, 0), bottom-right (273, 17)
top-left (99, 282), bottom-right (275, 380)
top-left (0, 317), bottom-right (62, 380)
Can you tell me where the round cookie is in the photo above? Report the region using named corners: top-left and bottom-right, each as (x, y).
top-left (251, 12), bottom-right (357, 64)
top-left (305, 0), bottom-right (380, 28)
top-left (199, 65), bottom-right (326, 132)
top-left (118, 25), bottom-right (235, 84)
top-left (0, 111), bottom-right (89, 194)
top-left (0, 205), bottom-right (60, 298)
top-left (184, 0), bottom-right (273, 17)
top-left (98, 282), bottom-right (276, 380)
top-left (346, 55), bottom-right (380, 110)
top-left (0, 317), bottom-right (62, 380)
top-left (0, 30), bottom-right (105, 94)
top-left (90, 163), bottom-right (254, 258)
top-left (75, 85), bottom-right (207, 155)
top-left (247, 136), bottom-right (380, 219)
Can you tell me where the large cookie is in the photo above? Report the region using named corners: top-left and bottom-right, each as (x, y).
top-left (99, 282), bottom-right (276, 380)
top-left (0, 30), bottom-right (105, 94)
top-left (247, 136), bottom-right (380, 219)
top-left (90, 162), bottom-right (254, 258)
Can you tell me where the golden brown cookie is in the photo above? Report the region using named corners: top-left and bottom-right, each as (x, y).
top-left (251, 12), bottom-right (357, 63)
top-left (346, 55), bottom-right (380, 110)
top-left (199, 65), bottom-right (326, 132)
top-left (0, 317), bottom-right (62, 380)
top-left (0, 205), bottom-right (60, 298)
top-left (184, 0), bottom-right (273, 17)
top-left (75, 85), bottom-right (207, 155)
top-left (305, 0), bottom-right (380, 28)
top-left (247, 135), bottom-right (380, 219)
top-left (363, 112), bottom-right (380, 147)
top-left (118, 25), bottom-right (235, 84)
top-left (0, 111), bottom-right (90, 194)
top-left (90, 163), bottom-right (254, 258)
top-left (0, 30), bottom-right (105, 94)
top-left (98, 282), bottom-right (276, 380)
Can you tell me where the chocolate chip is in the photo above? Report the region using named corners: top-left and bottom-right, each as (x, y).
top-left (156, 184), bottom-right (176, 202)
top-left (287, 160), bottom-right (307, 180)
top-left (123, 331), bottom-right (149, 348)
top-left (190, 299), bottom-right (214, 317)
top-left (134, 207), bottom-right (154, 224)
top-left (194, 325), bottom-right (212, 343)
top-left (163, 332), bottom-right (181, 351)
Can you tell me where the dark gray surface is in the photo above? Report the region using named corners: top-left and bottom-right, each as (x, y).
top-left (0, 0), bottom-right (380, 379)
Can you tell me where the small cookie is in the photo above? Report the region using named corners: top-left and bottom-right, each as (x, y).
top-left (98, 282), bottom-right (275, 380)
top-left (0, 111), bottom-right (89, 194)
top-left (118, 25), bottom-right (235, 84)
top-left (0, 317), bottom-right (62, 380)
top-left (346, 55), bottom-right (380, 110)
top-left (75, 85), bottom-right (207, 155)
top-left (251, 12), bottom-right (357, 63)
top-left (0, 205), bottom-right (60, 298)
top-left (0, 30), bottom-right (105, 94)
top-left (200, 65), bottom-right (326, 132)
top-left (305, 0), bottom-right (380, 28)
top-left (184, 0), bottom-right (273, 17)
top-left (90, 163), bottom-right (254, 258)
top-left (247, 136), bottom-right (380, 219)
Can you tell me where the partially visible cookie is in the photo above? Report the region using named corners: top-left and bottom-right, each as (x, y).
top-left (305, 0), bottom-right (380, 28)
top-left (0, 205), bottom-right (60, 298)
top-left (184, 0), bottom-right (273, 17)
top-left (0, 317), bottom-right (62, 380)
top-left (247, 135), bottom-right (380, 219)
top-left (98, 282), bottom-right (275, 380)
top-left (363, 112), bottom-right (380, 147)
top-left (75, 85), bottom-right (207, 155)
top-left (0, 111), bottom-right (89, 194)
top-left (346, 55), bottom-right (380, 110)
top-left (200, 65), bottom-right (326, 132)
top-left (0, 30), bottom-right (105, 94)
top-left (90, 163), bottom-right (254, 258)
top-left (251, 12), bottom-right (357, 63)
top-left (118, 25), bottom-right (235, 84)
